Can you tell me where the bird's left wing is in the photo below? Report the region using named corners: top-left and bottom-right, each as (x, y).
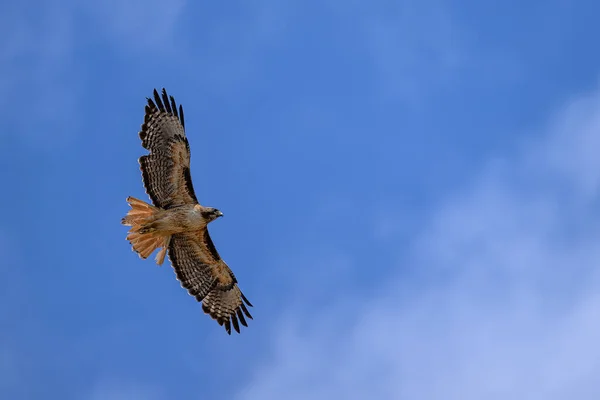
top-left (167, 229), bottom-right (253, 334)
top-left (138, 88), bottom-right (199, 209)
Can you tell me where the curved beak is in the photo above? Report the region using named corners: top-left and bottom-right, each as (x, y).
top-left (216, 210), bottom-right (224, 218)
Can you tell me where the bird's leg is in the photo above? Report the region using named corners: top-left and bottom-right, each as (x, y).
top-left (138, 210), bottom-right (179, 234)
top-left (138, 223), bottom-right (158, 234)
top-left (137, 210), bottom-right (168, 234)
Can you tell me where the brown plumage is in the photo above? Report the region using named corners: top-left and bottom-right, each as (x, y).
top-left (121, 88), bottom-right (253, 334)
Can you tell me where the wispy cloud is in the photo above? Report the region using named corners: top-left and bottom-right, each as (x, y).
top-left (0, 0), bottom-right (189, 150)
top-left (234, 86), bottom-right (600, 399)
top-left (323, 0), bottom-right (466, 104)
top-left (324, 0), bottom-right (523, 105)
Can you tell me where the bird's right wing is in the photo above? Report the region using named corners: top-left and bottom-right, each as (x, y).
top-left (167, 229), bottom-right (253, 334)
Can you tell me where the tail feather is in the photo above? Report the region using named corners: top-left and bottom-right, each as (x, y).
top-left (122, 196), bottom-right (171, 265)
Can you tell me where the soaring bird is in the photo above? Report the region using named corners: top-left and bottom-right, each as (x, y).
top-left (121, 88), bottom-right (253, 334)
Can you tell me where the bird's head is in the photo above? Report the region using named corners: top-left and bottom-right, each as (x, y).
top-left (200, 207), bottom-right (224, 222)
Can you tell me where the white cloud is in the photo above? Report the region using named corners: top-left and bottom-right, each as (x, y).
top-left (233, 86), bottom-right (600, 399)
top-left (542, 88), bottom-right (600, 198)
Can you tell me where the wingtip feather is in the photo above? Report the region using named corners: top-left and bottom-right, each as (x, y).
top-left (241, 292), bottom-right (253, 307)
top-left (231, 314), bottom-right (240, 334)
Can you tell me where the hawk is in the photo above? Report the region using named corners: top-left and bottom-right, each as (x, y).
top-left (121, 88), bottom-right (253, 334)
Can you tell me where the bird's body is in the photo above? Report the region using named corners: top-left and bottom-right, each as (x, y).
top-left (136, 203), bottom-right (218, 235)
top-left (121, 88), bottom-right (252, 334)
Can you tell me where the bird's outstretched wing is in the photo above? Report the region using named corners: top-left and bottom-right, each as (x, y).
top-left (138, 88), bottom-right (199, 209)
top-left (167, 229), bottom-right (253, 334)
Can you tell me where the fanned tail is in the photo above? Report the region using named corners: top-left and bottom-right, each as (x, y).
top-left (121, 196), bottom-right (171, 265)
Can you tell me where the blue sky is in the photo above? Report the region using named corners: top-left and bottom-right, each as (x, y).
top-left (2, 0), bottom-right (600, 398)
